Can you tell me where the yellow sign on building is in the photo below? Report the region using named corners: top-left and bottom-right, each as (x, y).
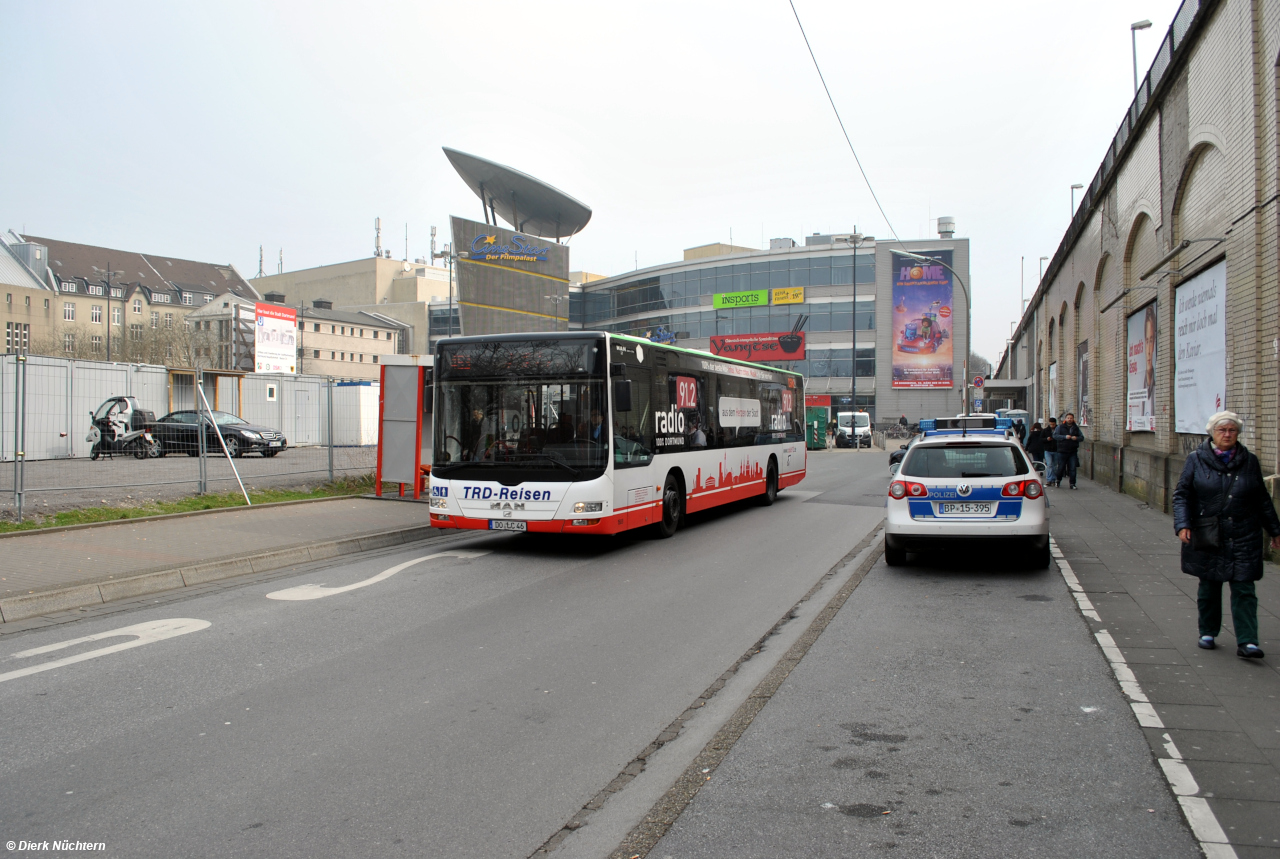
top-left (772, 287), bottom-right (805, 305)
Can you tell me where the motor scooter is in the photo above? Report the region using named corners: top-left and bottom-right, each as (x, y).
top-left (86, 396), bottom-right (158, 460)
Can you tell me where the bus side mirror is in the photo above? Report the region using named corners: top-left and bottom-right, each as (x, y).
top-left (423, 384), bottom-right (433, 413)
top-left (612, 379), bottom-right (632, 412)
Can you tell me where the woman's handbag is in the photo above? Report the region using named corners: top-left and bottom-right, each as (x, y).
top-left (1191, 516), bottom-right (1221, 552)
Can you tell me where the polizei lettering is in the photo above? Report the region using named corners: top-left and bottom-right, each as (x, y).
top-left (461, 486), bottom-right (551, 501)
top-left (655, 405), bottom-right (686, 434)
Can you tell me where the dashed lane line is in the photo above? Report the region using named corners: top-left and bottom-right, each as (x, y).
top-left (1050, 536), bottom-right (1238, 859)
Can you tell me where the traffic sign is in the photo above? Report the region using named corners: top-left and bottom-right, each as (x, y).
top-left (973, 398), bottom-right (983, 410)
top-left (973, 376), bottom-right (984, 389)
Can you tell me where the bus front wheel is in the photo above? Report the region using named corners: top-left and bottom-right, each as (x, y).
top-left (656, 473), bottom-right (684, 538)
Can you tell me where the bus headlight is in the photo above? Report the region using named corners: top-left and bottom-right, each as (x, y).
top-left (430, 497), bottom-right (449, 509)
top-left (573, 502), bottom-right (603, 513)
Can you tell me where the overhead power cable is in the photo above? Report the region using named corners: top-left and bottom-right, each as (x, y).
top-left (788, 0), bottom-right (901, 242)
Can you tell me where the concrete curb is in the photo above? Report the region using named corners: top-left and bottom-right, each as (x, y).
top-left (0, 523), bottom-right (438, 624)
top-left (0, 493), bottom-right (372, 541)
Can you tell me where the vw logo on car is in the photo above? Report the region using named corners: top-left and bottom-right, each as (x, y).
top-left (956, 483), bottom-right (972, 497)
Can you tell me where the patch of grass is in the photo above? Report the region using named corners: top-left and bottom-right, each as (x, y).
top-left (0, 473), bottom-right (388, 534)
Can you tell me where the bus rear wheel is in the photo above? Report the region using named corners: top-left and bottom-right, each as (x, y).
top-left (656, 473), bottom-right (683, 538)
top-left (758, 460), bottom-right (778, 506)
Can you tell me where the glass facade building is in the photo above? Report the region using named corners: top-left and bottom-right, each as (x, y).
top-left (568, 232), bottom-right (971, 426)
top-left (570, 236), bottom-right (881, 421)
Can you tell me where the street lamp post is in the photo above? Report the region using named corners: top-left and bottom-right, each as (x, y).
top-left (841, 233), bottom-right (871, 434)
top-left (1131, 20), bottom-right (1153, 94)
top-left (543, 293), bottom-right (566, 331)
top-left (894, 249), bottom-right (972, 415)
top-left (1070, 183), bottom-right (1084, 217)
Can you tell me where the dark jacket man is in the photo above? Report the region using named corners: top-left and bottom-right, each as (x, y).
top-left (1173, 440), bottom-right (1280, 582)
top-left (1053, 416), bottom-right (1084, 456)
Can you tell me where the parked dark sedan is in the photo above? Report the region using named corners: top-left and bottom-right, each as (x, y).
top-left (152, 410), bottom-right (288, 458)
top-left (888, 434), bottom-right (921, 467)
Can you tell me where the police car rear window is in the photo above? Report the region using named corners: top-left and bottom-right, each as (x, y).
top-left (901, 444), bottom-right (1029, 478)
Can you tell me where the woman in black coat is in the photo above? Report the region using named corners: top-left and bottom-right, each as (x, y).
top-left (1024, 422), bottom-right (1046, 463)
top-left (1173, 411), bottom-right (1280, 658)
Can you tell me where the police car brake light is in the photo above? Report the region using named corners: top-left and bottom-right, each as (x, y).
top-left (1002, 480), bottom-right (1043, 499)
top-left (889, 480), bottom-right (926, 499)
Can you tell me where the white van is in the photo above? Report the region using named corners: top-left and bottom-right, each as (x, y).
top-left (836, 411), bottom-right (871, 448)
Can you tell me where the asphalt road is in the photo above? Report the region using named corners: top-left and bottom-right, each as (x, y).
top-left (0, 450), bottom-right (885, 858)
top-left (0, 449), bottom-right (1203, 857)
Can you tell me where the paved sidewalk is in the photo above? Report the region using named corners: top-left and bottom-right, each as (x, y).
top-left (1047, 480), bottom-right (1280, 857)
top-left (0, 496), bottom-right (431, 600)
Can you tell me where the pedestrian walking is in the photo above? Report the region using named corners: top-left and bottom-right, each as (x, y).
top-left (1042, 417), bottom-right (1059, 486)
top-left (1052, 412), bottom-right (1084, 489)
top-left (1024, 421), bottom-right (1046, 465)
top-left (1173, 411), bottom-right (1280, 658)
top-left (1014, 419), bottom-right (1027, 445)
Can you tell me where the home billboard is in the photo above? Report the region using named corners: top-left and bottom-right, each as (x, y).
top-left (890, 250), bottom-right (954, 388)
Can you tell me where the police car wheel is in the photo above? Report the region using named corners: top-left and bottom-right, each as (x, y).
top-left (1028, 540), bottom-right (1051, 570)
top-left (884, 539), bottom-right (907, 567)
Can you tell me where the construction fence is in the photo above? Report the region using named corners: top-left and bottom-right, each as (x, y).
top-left (1, 354), bottom-right (380, 509)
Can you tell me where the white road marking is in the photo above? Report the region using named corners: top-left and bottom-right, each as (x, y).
top-left (0, 618), bottom-right (211, 684)
top-left (1160, 759), bottom-right (1201, 796)
top-left (265, 549), bottom-right (492, 601)
top-left (1050, 537), bottom-right (1239, 859)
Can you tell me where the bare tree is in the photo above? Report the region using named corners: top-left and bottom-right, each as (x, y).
top-left (31, 319), bottom-right (220, 370)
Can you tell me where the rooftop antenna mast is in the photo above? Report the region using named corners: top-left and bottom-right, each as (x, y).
top-left (430, 226), bottom-right (437, 265)
top-left (256, 245), bottom-right (264, 279)
top-left (404, 223), bottom-right (409, 261)
top-left (278, 249), bottom-right (282, 275)
top-left (374, 217), bottom-right (382, 258)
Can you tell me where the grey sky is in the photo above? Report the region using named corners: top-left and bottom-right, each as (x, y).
top-left (1, 1), bottom-right (1180, 364)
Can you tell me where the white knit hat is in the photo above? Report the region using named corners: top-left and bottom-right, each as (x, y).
top-left (1206, 410), bottom-right (1243, 433)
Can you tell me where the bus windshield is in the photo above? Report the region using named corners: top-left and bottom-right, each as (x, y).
top-left (434, 339), bottom-right (608, 482)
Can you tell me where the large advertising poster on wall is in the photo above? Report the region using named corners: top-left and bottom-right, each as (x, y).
top-left (255, 302), bottom-right (297, 374)
top-left (1126, 303), bottom-right (1158, 431)
top-left (891, 250), bottom-right (954, 388)
top-left (1076, 340), bottom-right (1090, 427)
top-left (1174, 260), bottom-right (1226, 434)
top-left (1048, 362), bottom-right (1057, 420)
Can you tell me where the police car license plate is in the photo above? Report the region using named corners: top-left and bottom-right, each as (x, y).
top-left (939, 503), bottom-right (992, 515)
top-left (489, 520), bottom-right (527, 532)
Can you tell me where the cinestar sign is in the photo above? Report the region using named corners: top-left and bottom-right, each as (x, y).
top-left (469, 234), bottom-right (551, 262)
top-left (709, 331), bottom-right (806, 361)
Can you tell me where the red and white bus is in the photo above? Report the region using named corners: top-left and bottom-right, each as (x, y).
top-left (428, 332), bottom-right (806, 537)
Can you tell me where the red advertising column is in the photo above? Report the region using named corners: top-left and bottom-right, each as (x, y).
top-left (374, 363), bottom-right (386, 497)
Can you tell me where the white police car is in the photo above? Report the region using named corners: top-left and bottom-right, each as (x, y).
top-left (884, 416), bottom-right (1049, 568)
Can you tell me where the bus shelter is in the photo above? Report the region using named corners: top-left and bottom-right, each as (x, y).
top-left (375, 353), bottom-right (433, 499)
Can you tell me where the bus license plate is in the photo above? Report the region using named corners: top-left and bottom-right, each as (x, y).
top-left (939, 503), bottom-right (991, 515)
top-left (489, 520), bottom-right (527, 532)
